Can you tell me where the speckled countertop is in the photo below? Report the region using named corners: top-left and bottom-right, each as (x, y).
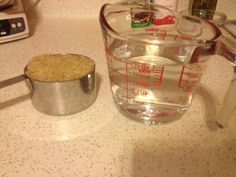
top-left (0, 1), bottom-right (236, 177)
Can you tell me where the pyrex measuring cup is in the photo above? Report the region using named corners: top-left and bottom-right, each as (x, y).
top-left (99, 0), bottom-right (230, 124)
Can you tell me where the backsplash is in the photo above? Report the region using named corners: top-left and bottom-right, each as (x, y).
top-left (22, 0), bottom-right (236, 19)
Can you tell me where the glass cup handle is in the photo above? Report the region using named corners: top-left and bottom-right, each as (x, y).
top-left (216, 36), bottom-right (236, 70)
top-left (215, 36), bottom-right (236, 127)
top-left (216, 78), bottom-right (236, 128)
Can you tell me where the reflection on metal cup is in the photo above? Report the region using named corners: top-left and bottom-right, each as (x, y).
top-left (29, 69), bottom-right (96, 116)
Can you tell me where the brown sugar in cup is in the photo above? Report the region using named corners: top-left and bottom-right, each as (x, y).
top-left (25, 54), bottom-right (95, 82)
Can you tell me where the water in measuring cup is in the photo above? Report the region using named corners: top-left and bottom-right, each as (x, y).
top-left (108, 46), bottom-right (206, 124)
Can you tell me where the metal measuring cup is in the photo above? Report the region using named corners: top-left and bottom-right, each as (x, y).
top-left (0, 54), bottom-right (97, 116)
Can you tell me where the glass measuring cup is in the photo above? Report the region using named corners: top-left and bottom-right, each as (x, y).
top-left (99, 0), bottom-right (224, 124)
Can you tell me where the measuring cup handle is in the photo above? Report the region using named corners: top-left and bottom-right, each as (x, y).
top-left (216, 79), bottom-right (236, 128)
top-left (216, 36), bottom-right (236, 72)
top-left (0, 75), bottom-right (27, 89)
top-left (215, 36), bottom-right (236, 128)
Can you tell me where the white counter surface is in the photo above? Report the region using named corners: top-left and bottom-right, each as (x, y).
top-left (0, 17), bottom-right (236, 177)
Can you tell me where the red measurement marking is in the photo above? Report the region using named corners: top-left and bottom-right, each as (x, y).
top-left (125, 62), bottom-right (129, 101)
top-left (152, 66), bottom-right (164, 86)
top-left (174, 34), bottom-right (193, 40)
top-left (138, 64), bottom-right (151, 74)
top-left (126, 88), bottom-right (149, 96)
top-left (152, 65), bottom-right (163, 73)
top-left (178, 66), bottom-right (193, 92)
top-left (128, 65), bottom-right (164, 87)
top-left (135, 89), bottom-right (149, 96)
top-left (127, 80), bottom-right (149, 87)
top-left (136, 81), bottom-right (149, 87)
top-left (178, 66), bottom-right (191, 92)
